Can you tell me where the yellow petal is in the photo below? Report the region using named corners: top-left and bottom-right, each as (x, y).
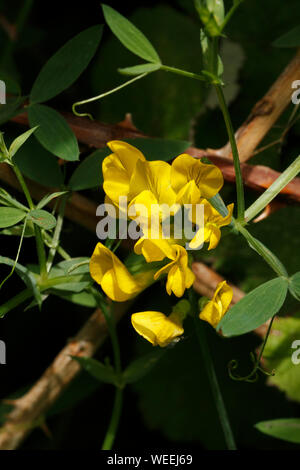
top-left (199, 300), bottom-right (221, 328)
top-left (171, 154), bottom-right (223, 199)
top-left (215, 280), bottom-right (233, 313)
top-left (130, 159), bottom-right (176, 206)
top-left (199, 281), bottom-right (233, 328)
top-left (131, 311), bottom-right (184, 347)
top-left (154, 245), bottom-right (195, 297)
top-left (135, 237), bottom-right (175, 263)
top-left (207, 225), bottom-right (221, 250)
top-left (90, 242), bottom-right (147, 302)
top-left (103, 141), bottom-right (145, 204)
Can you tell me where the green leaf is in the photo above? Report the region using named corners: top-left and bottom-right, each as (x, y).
top-left (71, 356), bottom-right (118, 385)
top-left (0, 207), bottom-right (26, 228)
top-left (1, 223), bottom-right (35, 238)
top-left (92, 6), bottom-right (206, 139)
top-left (30, 25), bottom-right (103, 104)
top-left (255, 419), bottom-right (300, 444)
top-left (102, 4), bottom-right (161, 63)
top-left (36, 191), bottom-right (68, 210)
top-left (263, 314), bottom-right (300, 402)
top-left (289, 271), bottom-right (300, 300)
top-left (28, 104), bottom-right (79, 161)
top-left (0, 188), bottom-right (28, 211)
top-left (9, 127), bottom-right (38, 158)
top-left (218, 277), bottom-right (289, 337)
top-left (51, 289), bottom-right (97, 308)
top-left (125, 138), bottom-right (190, 161)
top-left (123, 349), bottom-right (165, 384)
top-left (273, 25), bottom-right (300, 48)
top-left (0, 256), bottom-right (42, 311)
top-left (68, 148), bottom-right (110, 191)
top-left (13, 136), bottom-right (63, 188)
top-left (28, 209), bottom-right (56, 230)
top-left (118, 63), bottom-right (161, 75)
top-left (49, 258), bottom-right (91, 293)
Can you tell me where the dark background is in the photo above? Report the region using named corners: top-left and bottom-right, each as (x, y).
top-left (0, 0), bottom-right (300, 450)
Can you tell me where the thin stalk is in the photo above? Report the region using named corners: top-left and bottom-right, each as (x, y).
top-left (0, 289), bottom-right (32, 317)
top-left (43, 232), bottom-right (71, 261)
top-left (245, 155), bottom-right (300, 222)
top-left (161, 65), bottom-right (206, 82)
top-left (221, 0), bottom-right (243, 31)
top-left (101, 387), bottom-right (123, 450)
top-left (96, 295), bottom-right (123, 450)
top-left (46, 195), bottom-right (68, 272)
top-left (13, 165), bottom-right (47, 278)
top-left (214, 85), bottom-right (245, 221)
top-left (237, 224), bottom-right (288, 277)
top-left (190, 294), bottom-right (236, 449)
top-left (97, 296), bottom-right (122, 377)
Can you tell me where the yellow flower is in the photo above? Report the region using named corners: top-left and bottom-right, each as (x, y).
top-left (199, 281), bottom-right (233, 328)
top-left (102, 140), bottom-right (145, 205)
top-left (90, 242), bottom-right (152, 302)
top-left (154, 244), bottom-right (195, 297)
top-left (189, 201), bottom-right (234, 250)
top-left (134, 237), bottom-right (175, 262)
top-left (171, 154), bottom-right (223, 204)
top-left (129, 159), bottom-right (177, 210)
top-left (131, 310), bottom-right (184, 347)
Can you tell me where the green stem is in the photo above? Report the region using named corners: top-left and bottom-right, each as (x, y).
top-left (96, 295), bottom-right (123, 450)
top-left (13, 165), bottom-right (34, 209)
top-left (190, 290), bottom-right (237, 450)
top-left (43, 232), bottom-right (71, 261)
top-left (237, 224), bottom-right (288, 277)
top-left (13, 165), bottom-right (47, 278)
top-left (245, 155), bottom-right (300, 222)
top-left (97, 296), bottom-right (122, 376)
top-left (161, 65), bottom-right (206, 82)
top-left (46, 195), bottom-right (68, 272)
top-left (101, 387), bottom-right (123, 450)
top-left (215, 85), bottom-right (245, 221)
top-left (0, 289), bottom-right (32, 317)
top-left (221, 0), bottom-right (243, 32)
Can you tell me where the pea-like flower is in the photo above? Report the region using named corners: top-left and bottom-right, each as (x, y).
top-left (189, 201), bottom-right (234, 250)
top-left (199, 281), bottom-right (233, 328)
top-left (171, 154), bottom-right (224, 204)
top-left (90, 242), bottom-right (153, 302)
top-left (131, 310), bottom-right (184, 347)
top-left (154, 244), bottom-right (195, 297)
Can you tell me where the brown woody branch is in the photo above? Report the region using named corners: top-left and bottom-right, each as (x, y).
top-left (218, 49), bottom-right (300, 162)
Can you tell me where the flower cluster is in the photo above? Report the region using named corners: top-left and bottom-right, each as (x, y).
top-left (90, 141), bottom-right (233, 346)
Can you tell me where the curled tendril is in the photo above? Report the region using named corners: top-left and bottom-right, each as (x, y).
top-left (72, 72), bottom-right (149, 121)
top-left (228, 352), bottom-right (275, 383)
top-left (228, 314), bottom-right (277, 383)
